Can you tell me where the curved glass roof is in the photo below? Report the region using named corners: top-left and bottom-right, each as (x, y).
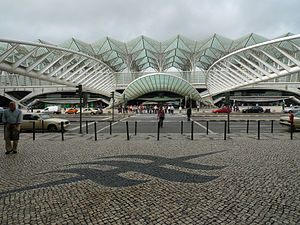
top-left (123, 73), bottom-right (201, 101)
top-left (46, 33), bottom-right (294, 72)
top-left (1, 33), bottom-right (294, 74)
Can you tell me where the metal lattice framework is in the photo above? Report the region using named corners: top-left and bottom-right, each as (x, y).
top-left (46, 33), bottom-right (278, 72)
top-left (203, 34), bottom-right (300, 97)
top-left (1, 33), bottom-right (300, 104)
top-left (123, 73), bottom-right (201, 101)
top-left (0, 39), bottom-right (115, 97)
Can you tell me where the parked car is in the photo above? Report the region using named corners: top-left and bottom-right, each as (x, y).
top-left (81, 108), bottom-right (98, 115)
top-left (242, 106), bottom-right (264, 113)
top-left (212, 107), bottom-right (231, 113)
top-left (280, 112), bottom-right (300, 130)
top-left (65, 108), bottom-right (78, 114)
top-left (41, 105), bottom-right (61, 114)
top-left (21, 113), bottom-right (70, 132)
top-left (283, 106), bottom-right (300, 113)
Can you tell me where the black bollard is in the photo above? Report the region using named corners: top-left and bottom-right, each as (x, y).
top-left (61, 122), bottom-right (64, 141)
top-left (42, 120), bottom-right (44, 133)
top-left (224, 121), bottom-right (227, 140)
top-left (135, 121), bottom-right (137, 135)
top-left (157, 121), bottom-right (160, 141)
top-left (126, 121), bottom-right (129, 140)
top-left (33, 121), bottom-right (36, 140)
top-left (206, 121), bottom-right (209, 135)
top-left (181, 121), bottom-right (183, 134)
top-left (94, 122), bottom-right (97, 141)
top-left (110, 121), bottom-right (112, 135)
top-left (246, 120), bottom-right (249, 133)
top-left (290, 122), bottom-right (293, 140)
top-left (271, 120), bottom-right (273, 133)
top-left (86, 121), bottom-right (88, 134)
top-left (258, 121), bottom-right (260, 140)
top-left (191, 121), bottom-right (194, 140)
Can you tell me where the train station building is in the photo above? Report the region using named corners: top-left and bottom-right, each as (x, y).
top-left (1, 33), bottom-right (300, 108)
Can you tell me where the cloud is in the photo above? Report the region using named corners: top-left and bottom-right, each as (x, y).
top-left (0, 0), bottom-right (299, 43)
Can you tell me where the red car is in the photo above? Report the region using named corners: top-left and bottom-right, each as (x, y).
top-left (212, 107), bottom-right (231, 113)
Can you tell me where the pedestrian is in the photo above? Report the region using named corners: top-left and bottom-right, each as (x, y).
top-left (157, 106), bottom-right (165, 128)
top-left (187, 107), bottom-right (192, 121)
top-left (179, 105), bottom-right (182, 114)
top-left (154, 105), bottom-right (157, 114)
top-left (2, 102), bottom-right (23, 154)
top-left (170, 105), bottom-right (174, 115)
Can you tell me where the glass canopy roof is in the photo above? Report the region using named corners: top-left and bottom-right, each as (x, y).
top-left (52, 33), bottom-right (294, 72)
top-left (0, 33), bottom-right (294, 74)
top-left (123, 73), bottom-right (201, 101)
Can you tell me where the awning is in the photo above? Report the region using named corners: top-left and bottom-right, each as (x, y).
top-left (123, 73), bottom-right (201, 101)
top-left (37, 98), bottom-right (105, 104)
top-left (230, 96), bottom-right (292, 103)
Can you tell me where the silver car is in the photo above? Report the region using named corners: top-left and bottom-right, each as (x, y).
top-left (283, 106), bottom-right (300, 113)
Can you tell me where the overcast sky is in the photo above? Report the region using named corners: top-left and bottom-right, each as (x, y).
top-left (0, 0), bottom-right (299, 44)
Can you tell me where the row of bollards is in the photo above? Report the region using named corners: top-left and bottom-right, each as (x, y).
top-left (180, 120), bottom-right (292, 141)
top-left (28, 119), bottom-right (294, 142)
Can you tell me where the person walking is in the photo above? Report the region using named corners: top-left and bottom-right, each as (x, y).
top-left (187, 107), bottom-right (192, 121)
top-left (157, 106), bottom-right (165, 128)
top-left (170, 105), bottom-right (174, 115)
top-left (2, 102), bottom-right (23, 154)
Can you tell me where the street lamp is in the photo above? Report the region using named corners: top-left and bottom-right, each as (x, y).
top-left (76, 84), bottom-right (83, 133)
top-left (111, 91), bottom-right (115, 121)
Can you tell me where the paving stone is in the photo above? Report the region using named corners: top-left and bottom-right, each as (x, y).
top-left (0, 134), bottom-right (299, 224)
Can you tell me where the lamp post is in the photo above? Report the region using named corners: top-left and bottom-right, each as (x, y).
top-left (225, 92), bottom-right (230, 133)
top-left (111, 91), bottom-right (115, 121)
top-left (76, 84), bottom-right (83, 134)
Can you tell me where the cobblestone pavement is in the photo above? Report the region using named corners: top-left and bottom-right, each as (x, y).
top-left (0, 133), bottom-right (299, 224)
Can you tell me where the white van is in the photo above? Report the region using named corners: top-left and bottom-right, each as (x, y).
top-left (41, 106), bottom-right (61, 114)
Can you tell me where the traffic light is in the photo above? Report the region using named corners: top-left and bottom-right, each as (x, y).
top-left (225, 92), bottom-right (230, 106)
top-left (76, 84), bottom-right (83, 97)
top-left (83, 93), bottom-right (88, 107)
